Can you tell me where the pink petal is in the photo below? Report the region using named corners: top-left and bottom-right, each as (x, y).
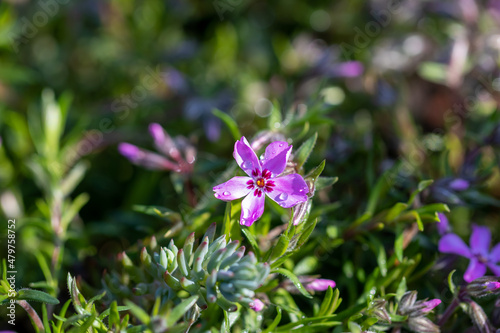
top-left (261, 141), bottom-right (292, 177)
top-left (464, 259), bottom-right (487, 283)
top-left (240, 191), bottom-right (265, 226)
top-left (487, 263), bottom-right (500, 276)
top-left (470, 225), bottom-right (491, 258)
top-left (306, 279), bottom-right (336, 291)
top-left (438, 233), bottom-right (472, 258)
top-left (213, 177), bottom-right (253, 201)
top-left (233, 137), bottom-right (261, 177)
top-left (267, 174), bottom-right (309, 208)
top-left (489, 243), bottom-right (500, 263)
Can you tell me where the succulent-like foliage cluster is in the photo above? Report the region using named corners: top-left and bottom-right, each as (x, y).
top-left (145, 223), bottom-right (270, 312)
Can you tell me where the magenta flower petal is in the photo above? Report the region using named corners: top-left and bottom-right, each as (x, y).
top-left (233, 137), bottom-right (261, 177)
top-left (213, 176), bottom-right (252, 201)
top-left (464, 259), bottom-right (487, 283)
top-left (240, 192), bottom-right (265, 226)
top-left (438, 233), bottom-right (472, 258)
top-left (267, 174), bottom-right (309, 208)
top-left (306, 279), bottom-right (336, 291)
top-left (261, 141), bottom-right (292, 176)
top-left (489, 243), bottom-right (500, 263)
top-left (470, 224), bottom-right (491, 258)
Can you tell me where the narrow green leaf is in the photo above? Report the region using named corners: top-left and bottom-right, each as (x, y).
top-left (315, 177), bottom-right (338, 191)
top-left (222, 202), bottom-right (232, 242)
top-left (124, 300), bottom-right (150, 324)
top-left (407, 179), bottom-right (434, 206)
top-left (67, 314), bottom-right (96, 333)
top-left (133, 205), bottom-right (181, 221)
top-left (414, 203), bottom-right (450, 215)
top-left (272, 268), bottom-right (312, 299)
top-left (448, 270), bottom-right (457, 295)
top-left (267, 100), bottom-right (282, 129)
top-left (262, 307), bottom-right (282, 333)
top-left (305, 160), bottom-right (325, 180)
top-left (394, 224), bottom-right (404, 262)
top-left (386, 203), bottom-right (408, 222)
top-left (241, 228), bottom-right (261, 258)
top-left (410, 210), bottom-right (424, 231)
top-left (269, 234), bottom-right (290, 262)
top-left (396, 277), bottom-right (407, 303)
top-left (16, 289), bottom-right (60, 304)
top-left (367, 235), bottom-right (387, 277)
top-left (294, 133), bottom-right (318, 170)
top-left (109, 301), bottom-right (119, 328)
top-left (213, 109), bottom-right (241, 141)
top-left (318, 287), bottom-right (333, 316)
top-left (165, 295), bottom-right (198, 327)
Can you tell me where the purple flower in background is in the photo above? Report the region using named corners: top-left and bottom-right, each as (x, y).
top-left (119, 123), bottom-right (196, 174)
top-left (304, 278), bottom-right (336, 292)
top-left (185, 91), bottom-right (232, 142)
top-left (438, 225), bottom-right (500, 282)
top-left (448, 178), bottom-right (469, 191)
top-left (213, 137), bottom-right (309, 226)
top-left (436, 213), bottom-right (451, 236)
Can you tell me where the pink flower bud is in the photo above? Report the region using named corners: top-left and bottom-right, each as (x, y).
top-left (250, 299), bottom-right (264, 311)
top-left (421, 299), bottom-right (441, 313)
top-left (305, 279), bottom-right (336, 291)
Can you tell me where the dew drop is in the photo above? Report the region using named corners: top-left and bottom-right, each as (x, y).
top-left (242, 161), bottom-right (252, 169)
top-left (279, 143), bottom-right (284, 148)
top-left (277, 193), bottom-right (288, 201)
top-left (223, 191), bottom-right (230, 196)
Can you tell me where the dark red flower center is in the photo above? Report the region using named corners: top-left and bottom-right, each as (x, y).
top-left (246, 168), bottom-right (275, 197)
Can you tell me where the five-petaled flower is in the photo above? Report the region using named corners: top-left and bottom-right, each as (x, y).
top-left (213, 137), bottom-right (309, 226)
top-left (438, 224), bottom-right (500, 282)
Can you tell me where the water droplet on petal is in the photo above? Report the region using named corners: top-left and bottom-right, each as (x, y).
top-left (223, 191), bottom-right (230, 196)
top-left (277, 193), bottom-right (288, 201)
top-left (279, 143), bottom-right (284, 148)
top-left (242, 161), bottom-right (252, 169)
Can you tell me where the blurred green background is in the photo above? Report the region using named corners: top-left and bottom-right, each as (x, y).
top-left (1, 0), bottom-right (500, 330)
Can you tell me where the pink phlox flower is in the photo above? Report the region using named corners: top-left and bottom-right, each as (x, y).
top-left (438, 224), bottom-right (500, 282)
top-left (213, 137), bottom-right (309, 226)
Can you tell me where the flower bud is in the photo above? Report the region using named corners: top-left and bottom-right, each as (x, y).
top-left (407, 316), bottom-right (440, 333)
top-left (466, 300), bottom-right (496, 333)
top-left (250, 298), bottom-right (264, 312)
top-left (466, 276), bottom-right (500, 297)
top-left (304, 278), bottom-right (336, 292)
